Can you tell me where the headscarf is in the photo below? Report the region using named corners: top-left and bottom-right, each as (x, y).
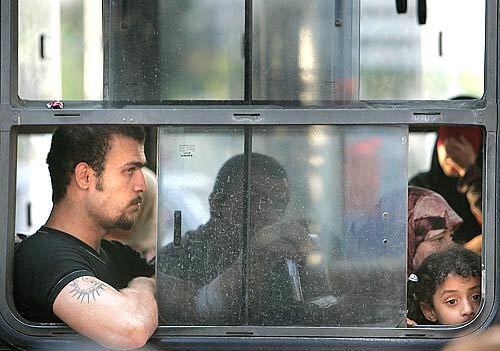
top-left (408, 186), bottom-right (463, 273)
top-left (409, 126), bottom-right (482, 242)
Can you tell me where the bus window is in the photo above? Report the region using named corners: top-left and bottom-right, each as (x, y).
top-left (156, 125), bottom-right (407, 327)
top-left (3, 0), bottom-right (496, 348)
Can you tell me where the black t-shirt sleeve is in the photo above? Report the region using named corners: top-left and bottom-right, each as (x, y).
top-left (46, 269), bottom-right (93, 312)
top-left (14, 237), bottom-right (96, 320)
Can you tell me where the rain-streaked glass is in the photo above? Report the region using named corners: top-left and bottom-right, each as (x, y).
top-left (156, 125), bottom-right (407, 327)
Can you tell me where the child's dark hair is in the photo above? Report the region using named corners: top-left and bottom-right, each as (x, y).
top-left (407, 247), bottom-right (481, 325)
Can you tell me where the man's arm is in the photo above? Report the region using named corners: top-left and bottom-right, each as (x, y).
top-left (53, 275), bottom-right (157, 350)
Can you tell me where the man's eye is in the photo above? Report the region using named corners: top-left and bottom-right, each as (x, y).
top-left (446, 299), bottom-right (458, 305)
top-left (472, 294), bottom-right (481, 301)
top-left (125, 168), bottom-right (135, 174)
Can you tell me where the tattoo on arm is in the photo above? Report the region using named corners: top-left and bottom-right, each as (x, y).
top-left (68, 277), bottom-right (106, 303)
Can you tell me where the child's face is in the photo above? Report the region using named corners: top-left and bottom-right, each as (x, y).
top-left (421, 274), bottom-right (481, 325)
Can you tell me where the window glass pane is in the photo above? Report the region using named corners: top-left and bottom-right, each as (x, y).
top-left (360, 0), bottom-right (485, 100)
top-left (156, 127), bottom-right (245, 325)
top-left (18, 0), bottom-right (484, 103)
top-left (17, 0), bottom-right (244, 102)
top-left (109, 0), bottom-right (244, 102)
top-left (253, 0), bottom-right (485, 103)
top-left (250, 126), bottom-right (407, 326)
top-left (252, 1), bottom-right (358, 104)
top-left (18, 0), bottom-right (102, 100)
top-left (156, 126), bottom-right (407, 327)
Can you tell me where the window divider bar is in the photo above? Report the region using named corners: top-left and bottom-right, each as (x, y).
top-left (241, 126), bottom-right (253, 323)
top-left (244, 0), bottom-right (253, 104)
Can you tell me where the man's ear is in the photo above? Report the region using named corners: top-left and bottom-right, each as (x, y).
top-left (420, 302), bottom-right (437, 322)
top-left (74, 162), bottom-right (92, 190)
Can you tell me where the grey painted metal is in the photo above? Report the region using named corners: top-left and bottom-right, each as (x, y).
top-left (0, 105), bottom-right (495, 131)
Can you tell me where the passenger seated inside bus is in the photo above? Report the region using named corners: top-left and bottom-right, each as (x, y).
top-left (407, 248), bottom-right (481, 326)
top-left (13, 126), bottom-right (157, 350)
top-left (408, 186), bottom-right (462, 275)
top-left (409, 126), bottom-right (482, 250)
top-left (156, 153), bottom-right (312, 325)
top-left (106, 167), bottom-right (157, 262)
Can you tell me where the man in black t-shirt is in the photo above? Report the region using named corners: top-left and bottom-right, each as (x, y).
top-left (14, 126), bottom-right (157, 350)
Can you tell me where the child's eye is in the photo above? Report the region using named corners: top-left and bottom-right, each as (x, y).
top-left (472, 294), bottom-right (481, 301)
top-left (446, 299), bottom-right (458, 305)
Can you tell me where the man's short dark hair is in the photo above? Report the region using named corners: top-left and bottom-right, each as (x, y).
top-left (46, 126), bottom-right (146, 203)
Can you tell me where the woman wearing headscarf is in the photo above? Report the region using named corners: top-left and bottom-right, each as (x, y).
top-left (409, 126), bottom-right (482, 244)
top-left (408, 186), bottom-right (463, 274)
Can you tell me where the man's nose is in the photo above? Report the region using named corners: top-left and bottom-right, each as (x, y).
top-left (133, 169), bottom-right (147, 193)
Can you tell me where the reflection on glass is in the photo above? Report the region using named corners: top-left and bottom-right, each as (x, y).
top-left (156, 125), bottom-right (407, 327)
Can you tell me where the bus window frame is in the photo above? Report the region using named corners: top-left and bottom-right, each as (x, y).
top-left (0, 0), bottom-right (498, 348)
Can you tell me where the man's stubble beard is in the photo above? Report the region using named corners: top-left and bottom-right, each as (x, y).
top-left (113, 213), bottom-right (135, 230)
top-left (91, 175), bottom-right (136, 231)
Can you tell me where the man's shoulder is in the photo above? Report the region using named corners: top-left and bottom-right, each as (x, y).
top-left (15, 227), bottom-right (93, 268)
top-left (16, 227), bottom-right (80, 253)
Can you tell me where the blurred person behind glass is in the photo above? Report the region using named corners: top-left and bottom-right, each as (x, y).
top-left (156, 153), bottom-right (311, 325)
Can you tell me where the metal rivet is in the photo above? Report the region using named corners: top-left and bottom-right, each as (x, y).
top-left (383, 238), bottom-right (388, 244)
top-left (382, 211), bottom-right (389, 218)
top-left (335, 19), bottom-right (343, 26)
